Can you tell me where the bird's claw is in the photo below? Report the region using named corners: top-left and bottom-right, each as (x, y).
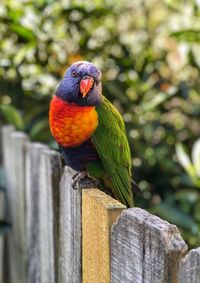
top-left (72, 171), bottom-right (100, 190)
top-left (72, 171), bottom-right (87, 190)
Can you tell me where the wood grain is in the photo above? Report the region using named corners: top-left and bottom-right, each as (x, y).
top-left (1, 125), bottom-right (15, 222)
top-left (11, 131), bottom-right (29, 279)
top-left (178, 248), bottom-right (200, 283)
top-left (9, 131), bottom-right (29, 283)
top-left (38, 149), bottom-right (62, 283)
top-left (0, 127), bottom-right (8, 283)
top-left (0, 190), bottom-right (5, 283)
top-left (111, 207), bottom-right (188, 283)
top-left (58, 166), bottom-right (82, 283)
top-left (26, 143), bottom-right (48, 283)
top-left (82, 188), bottom-right (125, 283)
top-left (1, 125), bottom-right (16, 283)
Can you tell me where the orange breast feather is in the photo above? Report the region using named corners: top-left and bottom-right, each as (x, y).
top-left (49, 96), bottom-right (98, 147)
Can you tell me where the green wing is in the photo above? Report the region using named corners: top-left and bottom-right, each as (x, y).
top-left (91, 96), bottom-right (134, 207)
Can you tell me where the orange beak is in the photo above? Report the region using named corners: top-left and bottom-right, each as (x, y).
top-left (80, 76), bottom-right (94, 98)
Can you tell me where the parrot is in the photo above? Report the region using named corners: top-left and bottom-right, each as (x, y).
top-left (49, 61), bottom-right (136, 207)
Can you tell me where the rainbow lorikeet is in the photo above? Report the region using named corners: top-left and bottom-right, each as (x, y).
top-left (49, 61), bottom-right (135, 207)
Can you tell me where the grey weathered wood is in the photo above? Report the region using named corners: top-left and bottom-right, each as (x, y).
top-left (25, 143), bottom-right (48, 283)
top-left (1, 127), bottom-right (29, 283)
top-left (111, 208), bottom-right (188, 283)
top-left (38, 149), bottom-right (62, 283)
top-left (1, 125), bottom-right (15, 221)
top-left (0, 128), bottom-right (8, 283)
top-left (0, 190), bottom-right (5, 283)
top-left (178, 248), bottom-right (200, 283)
top-left (10, 131), bottom-right (29, 283)
top-left (0, 127), bottom-right (7, 283)
top-left (58, 166), bottom-right (82, 283)
top-left (1, 125), bottom-right (16, 283)
top-left (0, 127), bottom-right (6, 190)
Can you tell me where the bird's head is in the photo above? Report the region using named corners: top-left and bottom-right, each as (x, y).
top-left (55, 61), bottom-right (102, 106)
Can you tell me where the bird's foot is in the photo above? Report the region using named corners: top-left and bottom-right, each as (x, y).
top-left (72, 171), bottom-right (100, 190)
top-left (72, 171), bottom-right (87, 189)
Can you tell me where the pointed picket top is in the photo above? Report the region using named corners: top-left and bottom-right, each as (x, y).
top-left (111, 208), bottom-right (188, 283)
top-left (82, 188), bottom-right (125, 283)
top-left (178, 247), bottom-right (200, 283)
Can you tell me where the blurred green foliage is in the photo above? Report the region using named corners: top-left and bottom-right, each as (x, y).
top-left (1, 0), bottom-right (200, 247)
top-left (176, 139), bottom-right (200, 188)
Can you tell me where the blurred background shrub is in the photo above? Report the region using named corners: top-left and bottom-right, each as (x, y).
top-left (1, 0), bottom-right (200, 247)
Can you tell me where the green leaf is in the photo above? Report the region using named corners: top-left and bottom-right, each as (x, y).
top-left (150, 202), bottom-right (198, 233)
top-left (0, 104), bottom-right (24, 130)
top-left (175, 143), bottom-right (196, 179)
top-left (10, 23), bottom-right (36, 41)
top-left (7, 9), bottom-right (24, 22)
top-left (192, 139), bottom-right (200, 178)
top-left (193, 199), bottom-right (200, 221)
top-left (0, 221), bottom-right (11, 236)
top-left (174, 189), bottom-right (199, 204)
top-left (140, 89), bottom-right (176, 113)
top-left (14, 45), bottom-right (28, 65)
top-left (171, 29), bottom-right (200, 43)
top-left (29, 118), bottom-right (51, 142)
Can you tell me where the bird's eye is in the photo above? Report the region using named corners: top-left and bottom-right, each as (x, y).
top-left (72, 70), bottom-right (78, 77)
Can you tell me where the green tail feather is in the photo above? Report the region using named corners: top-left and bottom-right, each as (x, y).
top-left (91, 96), bottom-right (134, 208)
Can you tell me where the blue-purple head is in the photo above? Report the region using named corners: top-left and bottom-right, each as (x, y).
top-left (55, 61), bottom-right (102, 106)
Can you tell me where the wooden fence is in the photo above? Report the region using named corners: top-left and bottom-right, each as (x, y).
top-left (0, 125), bottom-right (200, 283)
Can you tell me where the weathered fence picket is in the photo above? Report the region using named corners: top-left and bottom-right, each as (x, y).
top-left (26, 143), bottom-right (48, 283)
top-left (10, 131), bottom-right (29, 283)
top-left (1, 125), bottom-right (15, 283)
top-left (1, 125), bottom-right (200, 283)
top-left (2, 126), bottom-right (29, 283)
top-left (0, 128), bottom-right (5, 283)
top-left (38, 149), bottom-right (62, 283)
top-left (1, 125), bottom-right (15, 221)
top-left (82, 189), bottom-right (125, 283)
top-left (0, 190), bottom-right (5, 283)
top-left (111, 208), bottom-right (188, 283)
top-left (58, 166), bottom-right (82, 283)
top-left (178, 248), bottom-right (200, 283)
